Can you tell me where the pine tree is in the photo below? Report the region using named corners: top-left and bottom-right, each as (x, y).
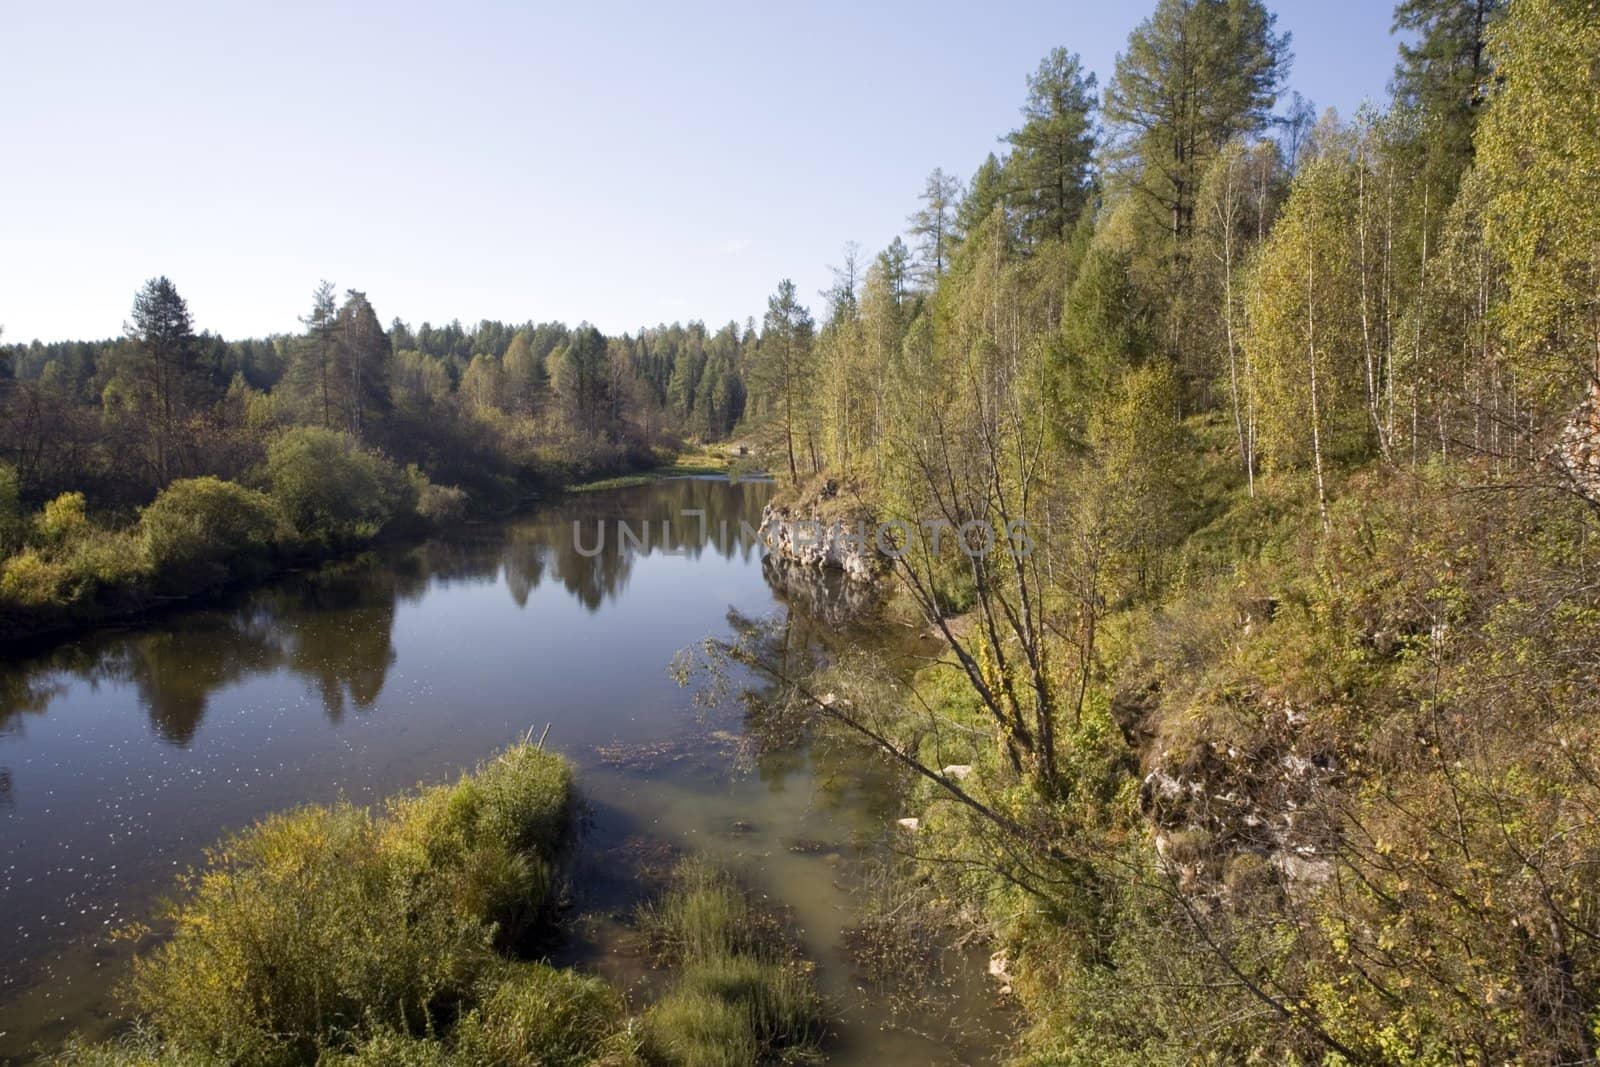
top-left (1392, 0), bottom-right (1505, 179)
top-left (1005, 48), bottom-right (1098, 246)
top-left (751, 280), bottom-right (815, 481)
top-left (1103, 0), bottom-right (1290, 243)
top-left (113, 276), bottom-right (207, 482)
top-left (955, 153), bottom-right (1008, 245)
top-left (334, 290), bottom-right (391, 441)
top-left (285, 281), bottom-right (341, 429)
top-left (547, 325), bottom-right (611, 439)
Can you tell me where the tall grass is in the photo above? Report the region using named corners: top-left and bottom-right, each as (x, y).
top-left (637, 860), bottom-right (825, 1065)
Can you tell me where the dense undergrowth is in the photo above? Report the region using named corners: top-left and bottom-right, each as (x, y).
top-left (805, 430), bottom-right (1600, 1064)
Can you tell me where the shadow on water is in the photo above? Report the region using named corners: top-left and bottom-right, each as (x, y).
top-left (0, 477), bottom-right (1008, 1065)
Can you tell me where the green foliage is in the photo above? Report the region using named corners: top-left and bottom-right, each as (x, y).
top-left (1004, 48), bottom-right (1097, 245)
top-left (637, 860), bottom-right (823, 1066)
top-left (748, 280), bottom-right (817, 482)
top-left (36, 490), bottom-right (89, 546)
top-left (1103, 0), bottom-right (1290, 241)
top-left (139, 477), bottom-right (282, 582)
top-left (1392, 0), bottom-right (1505, 183)
top-left (1477, 0), bottom-right (1600, 407)
top-left (265, 426), bottom-right (414, 545)
top-left (415, 480), bottom-right (469, 525)
top-left (0, 461), bottom-right (21, 551)
top-left (118, 742), bottom-right (574, 1064)
top-left (1245, 154), bottom-right (1372, 481)
top-left (0, 549), bottom-right (68, 608)
top-left (452, 962), bottom-right (642, 1066)
top-left (641, 992), bottom-right (755, 1067)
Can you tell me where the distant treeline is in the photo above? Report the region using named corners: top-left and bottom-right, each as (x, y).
top-left (0, 292), bottom-right (750, 512)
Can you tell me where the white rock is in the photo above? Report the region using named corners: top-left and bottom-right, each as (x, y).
top-left (896, 817), bottom-right (920, 833)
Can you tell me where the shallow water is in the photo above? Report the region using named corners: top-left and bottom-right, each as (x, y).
top-left (0, 478), bottom-right (1008, 1064)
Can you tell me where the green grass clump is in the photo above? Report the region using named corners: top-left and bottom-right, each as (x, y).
top-left (640, 992), bottom-right (755, 1067)
top-left (70, 741), bottom-right (591, 1066)
top-left (453, 961), bottom-right (644, 1066)
top-left (638, 860), bottom-right (824, 1065)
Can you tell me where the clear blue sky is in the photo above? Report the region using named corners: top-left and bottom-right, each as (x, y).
top-left (2, 0), bottom-right (1401, 345)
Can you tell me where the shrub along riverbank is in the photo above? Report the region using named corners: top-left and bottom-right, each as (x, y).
top-left (48, 743), bottom-right (825, 1067)
top-left (0, 426), bottom-right (675, 646)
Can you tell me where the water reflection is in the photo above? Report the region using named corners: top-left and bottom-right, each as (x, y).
top-left (0, 477), bottom-right (1006, 1067)
top-left (0, 478), bottom-right (775, 759)
top-left (526, 477), bottom-right (773, 611)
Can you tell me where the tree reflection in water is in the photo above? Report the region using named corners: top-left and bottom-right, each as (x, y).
top-left (0, 478), bottom-right (777, 754)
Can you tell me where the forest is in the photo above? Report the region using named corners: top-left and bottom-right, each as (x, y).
top-left (0, 278), bottom-right (755, 637)
top-left (6, 0), bottom-right (1600, 1060)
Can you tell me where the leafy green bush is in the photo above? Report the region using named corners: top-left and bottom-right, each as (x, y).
top-left (58, 527), bottom-right (148, 601)
top-left (120, 742), bottom-right (575, 1064)
top-left (0, 493), bottom-right (146, 626)
top-left (416, 481), bottom-right (469, 525)
top-left (0, 549), bottom-right (67, 607)
top-left (139, 477), bottom-right (282, 583)
top-left (406, 465), bottom-right (470, 526)
top-left (265, 427), bottom-right (414, 545)
top-left (36, 490), bottom-right (89, 546)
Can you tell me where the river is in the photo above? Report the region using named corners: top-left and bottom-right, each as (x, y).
top-left (0, 477), bottom-right (1008, 1064)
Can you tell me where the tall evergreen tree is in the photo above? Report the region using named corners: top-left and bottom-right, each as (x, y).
top-left (1005, 48), bottom-right (1098, 246)
top-left (111, 276), bottom-right (207, 482)
top-left (285, 281), bottom-right (341, 429)
top-left (547, 325), bottom-right (611, 439)
top-left (752, 280), bottom-right (815, 481)
top-left (1103, 0), bottom-right (1290, 243)
top-left (334, 290), bottom-right (391, 441)
top-left (1392, 0), bottom-right (1505, 178)
top-left (955, 153), bottom-right (1008, 245)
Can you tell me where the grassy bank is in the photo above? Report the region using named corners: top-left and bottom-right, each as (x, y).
top-left (564, 448), bottom-right (761, 493)
top-left (801, 440), bottom-right (1600, 1063)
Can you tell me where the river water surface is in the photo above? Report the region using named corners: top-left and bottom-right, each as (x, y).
top-left (0, 478), bottom-right (1007, 1064)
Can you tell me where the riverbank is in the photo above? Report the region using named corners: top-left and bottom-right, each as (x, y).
top-left (0, 435), bottom-right (713, 649)
top-left (563, 448), bottom-right (756, 493)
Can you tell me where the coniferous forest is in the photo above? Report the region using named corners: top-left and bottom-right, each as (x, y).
top-left (6, 0), bottom-right (1600, 1063)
